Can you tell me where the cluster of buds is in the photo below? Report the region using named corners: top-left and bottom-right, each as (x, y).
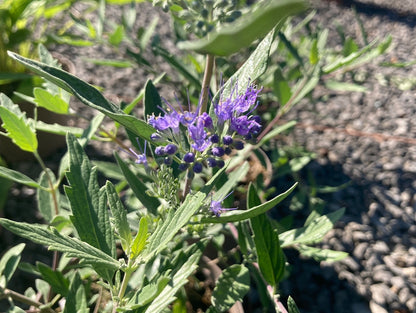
top-left (146, 83), bottom-right (262, 175)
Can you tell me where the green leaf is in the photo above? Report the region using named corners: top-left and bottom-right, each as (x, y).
top-left (144, 79), bottom-right (163, 120)
top-left (0, 166), bottom-right (40, 188)
top-left (114, 153), bottom-right (160, 214)
top-left (211, 264), bottom-right (250, 312)
top-left (144, 242), bottom-right (206, 313)
top-left (199, 182), bottom-right (297, 224)
top-left (83, 58), bottom-right (134, 68)
top-left (178, 0), bottom-right (307, 56)
top-left (273, 68), bottom-right (292, 105)
top-left (296, 245), bottom-right (348, 263)
top-left (33, 88), bottom-right (69, 114)
top-left (257, 120), bottom-right (297, 146)
top-left (143, 167), bottom-right (225, 261)
top-left (130, 217), bottom-right (149, 260)
top-left (0, 243), bottom-right (25, 288)
top-left (106, 181), bottom-right (132, 252)
top-left (37, 263), bottom-right (69, 296)
top-left (287, 296), bottom-right (301, 313)
top-left (309, 38), bottom-right (319, 65)
top-left (249, 185), bottom-right (285, 287)
top-left (63, 272), bottom-right (88, 313)
top-left (7, 51), bottom-right (155, 141)
top-left (64, 133), bottom-right (116, 263)
top-left (214, 28), bottom-right (275, 105)
top-left (35, 120), bottom-right (98, 138)
top-left (109, 25), bottom-right (125, 46)
top-left (124, 276), bottom-right (170, 309)
top-left (36, 168), bottom-right (59, 223)
top-left (324, 80), bottom-right (367, 92)
top-left (0, 219), bottom-right (120, 272)
top-left (0, 93), bottom-right (37, 152)
top-left (279, 208), bottom-right (345, 247)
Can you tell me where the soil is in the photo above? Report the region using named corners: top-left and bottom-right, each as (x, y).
top-left (1, 1), bottom-right (415, 312)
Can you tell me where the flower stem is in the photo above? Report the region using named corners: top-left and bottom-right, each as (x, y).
top-left (0, 288), bottom-right (55, 313)
top-left (199, 54), bottom-right (215, 115)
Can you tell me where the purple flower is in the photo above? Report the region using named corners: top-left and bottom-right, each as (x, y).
top-left (165, 144), bottom-right (177, 155)
top-left (193, 162), bottom-right (203, 173)
top-left (223, 135), bottom-right (233, 145)
top-left (155, 146), bottom-right (165, 156)
top-left (206, 158), bottom-right (217, 167)
top-left (209, 191), bottom-right (236, 217)
top-left (214, 98), bottom-right (234, 122)
top-left (233, 85), bottom-right (261, 114)
top-left (198, 112), bottom-right (213, 128)
top-left (148, 111), bottom-right (180, 132)
top-left (180, 111), bottom-right (197, 126)
top-left (230, 115), bottom-right (250, 136)
top-left (212, 146), bottom-right (225, 157)
top-left (188, 119), bottom-right (210, 152)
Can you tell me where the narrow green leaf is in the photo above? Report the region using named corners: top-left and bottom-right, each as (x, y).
top-left (35, 120), bottom-right (97, 138)
top-left (7, 51), bottom-right (155, 141)
top-left (211, 264), bottom-right (250, 312)
top-left (36, 168), bottom-right (59, 223)
top-left (33, 88), bottom-right (69, 114)
top-left (0, 219), bottom-right (120, 271)
top-left (65, 134), bottom-right (115, 262)
top-left (37, 263), bottom-right (69, 296)
top-left (109, 25), bottom-right (125, 46)
top-left (0, 93), bottom-right (37, 152)
top-left (63, 272), bottom-right (88, 313)
top-left (309, 38), bottom-right (319, 65)
top-left (296, 245), bottom-right (348, 263)
top-left (144, 242), bottom-right (206, 313)
top-left (257, 120), bottom-right (297, 146)
top-left (0, 166), bottom-right (40, 188)
top-left (143, 167), bottom-right (226, 261)
top-left (178, 0), bottom-right (307, 56)
top-left (83, 58), bottom-right (134, 68)
top-left (106, 181), bottom-right (132, 252)
top-left (287, 296), bottom-right (301, 313)
top-left (280, 208), bottom-right (345, 247)
top-left (324, 80), bottom-right (367, 92)
top-left (0, 243), bottom-right (25, 288)
top-left (199, 182), bottom-right (297, 224)
top-left (214, 29), bottom-right (275, 105)
top-left (144, 79), bottom-right (163, 120)
top-left (273, 68), bottom-right (292, 105)
top-left (124, 276), bottom-right (170, 309)
top-left (130, 217), bottom-right (149, 260)
top-left (115, 153), bottom-right (160, 214)
top-left (249, 185), bottom-right (285, 287)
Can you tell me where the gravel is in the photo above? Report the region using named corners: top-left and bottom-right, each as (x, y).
top-left (1, 0), bottom-right (415, 312)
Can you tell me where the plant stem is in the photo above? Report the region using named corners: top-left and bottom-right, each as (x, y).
top-left (0, 288), bottom-right (55, 313)
top-left (112, 260), bottom-right (134, 313)
top-left (199, 54), bottom-right (215, 114)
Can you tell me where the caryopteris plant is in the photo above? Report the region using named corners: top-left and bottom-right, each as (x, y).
top-left (0, 0), bottom-right (389, 311)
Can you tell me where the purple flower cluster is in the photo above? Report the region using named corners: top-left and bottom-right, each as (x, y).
top-left (146, 83), bottom-right (262, 175)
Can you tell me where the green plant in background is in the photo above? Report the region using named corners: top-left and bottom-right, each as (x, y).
top-left (0, 0), bottom-right (393, 312)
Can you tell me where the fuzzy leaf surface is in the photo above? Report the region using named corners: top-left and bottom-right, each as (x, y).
top-left (0, 243), bottom-right (25, 288)
top-left (7, 51), bottom-right (155, 141)
top-left (178, 0), bottom-right (307, 56)
top-left (64, 133), bottom-right (116, 262)
top-left (249, 185), bottom-right (285, 287)
top-left (211, 264), bottom-right (250, 312)
top-left (0, 166), bottom-right (40, 188)
top-left (36, 168), bottom-right (58, 223)
top-left (0, 219), bottom-right (120, 271)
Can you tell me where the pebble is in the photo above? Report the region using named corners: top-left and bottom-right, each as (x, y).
top-left (370, 284), bottom-right (397, 305)
top-left (369, 301), bottom-right (388, 313)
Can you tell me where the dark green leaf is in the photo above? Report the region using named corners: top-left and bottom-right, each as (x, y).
top-left (0, 219), bottom-right (120, 271)
top-left (64, 134), bottom-right (116, 267)
top-left (211, 264), bottom-right (250, 312)
top-left (37, 263), bottom-right (69, 296)
top-left (249, 185), bottom-right (285, 287)
top-left (7, 51), bottom-right (155, 141)
top-left (273, 68), bottom-right (292, 105)
top-left (114, 153), bottom-right (160, 214)
top-left (106, 181), bottom-right (132, 252)
top-left (178, 0), bottom-right (307, 56)
top-left (63, 272), bottom-right (88, 313)
top-left (0, 243), bottom-right (25, 288)
top-left (144, 79), bottom-right (163, 121)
